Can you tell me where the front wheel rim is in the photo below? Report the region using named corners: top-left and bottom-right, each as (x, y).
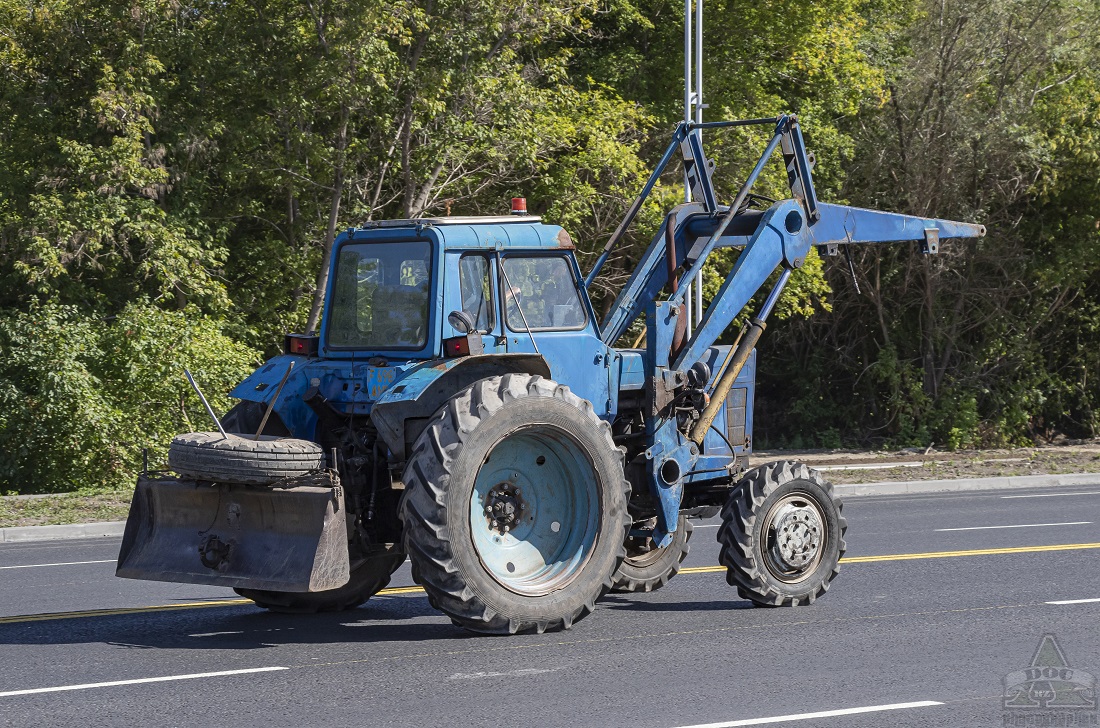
top-left (469, 425), bottom-right (600, 596)
top-left (761, 492), bottom-right (828, 584)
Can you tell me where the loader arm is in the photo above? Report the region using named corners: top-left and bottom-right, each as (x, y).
top-left (671, 200), bottom-right (986, 370)
top-left (593, 114), bottom-right (985, 549)
top-left (599, 115), bottom-right (986, 351)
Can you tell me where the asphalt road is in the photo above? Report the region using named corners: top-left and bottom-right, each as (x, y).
top-left (2, 484), bottom-right (1100, 727)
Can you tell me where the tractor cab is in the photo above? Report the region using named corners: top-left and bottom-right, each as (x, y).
top-left (319, 214), bottom-right (600, 363)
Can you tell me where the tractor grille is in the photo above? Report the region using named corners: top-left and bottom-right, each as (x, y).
top-left (725, 387), bottom-right (748, 447)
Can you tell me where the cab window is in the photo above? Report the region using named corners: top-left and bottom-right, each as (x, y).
top-left (458, 254), bottom-right (494, 332)
top-left (328, 240), bottom-right (432, 349)
top-left (501, 256), bottom-right (586, 331)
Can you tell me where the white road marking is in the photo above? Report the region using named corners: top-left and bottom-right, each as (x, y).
top-left (0, 667), bottom-right (288, 697)
top-left (0, 560), bottom-right (115, 570)
top-left (448, 667), bottom-right (561, 680)
top-left (694, 524), bottom-right (721, 529)
top-left (1002, 491), bottom-right (1100, 499)
top-left (935, 521), bottom-right (1091, 532)
top-left (1047, 598), bottom-right (1100, 605)
top-left (672, 700), bottom-right (943, 727)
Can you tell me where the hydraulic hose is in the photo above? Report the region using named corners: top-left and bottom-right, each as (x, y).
top-left (689, 318), bottom-right (764, 446)
top-left (689, 267), bottom-right (792, 446)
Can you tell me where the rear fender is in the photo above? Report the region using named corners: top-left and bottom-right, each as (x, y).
top-left (371, 354), bottom-right (551, 462)
top-left (229, 355), bottom-right (318, 439)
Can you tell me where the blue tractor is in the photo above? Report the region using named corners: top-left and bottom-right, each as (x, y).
top-left (117, 116), bottom-right (984, 633)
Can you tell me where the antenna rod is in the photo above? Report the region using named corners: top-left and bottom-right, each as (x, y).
top-left (693, 0), bottom-right (704, 326)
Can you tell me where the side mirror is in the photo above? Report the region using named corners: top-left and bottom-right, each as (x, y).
top-left (448, 310), bottom-right (477, 334)
top-left (444, 310), bottom-right (485, 357)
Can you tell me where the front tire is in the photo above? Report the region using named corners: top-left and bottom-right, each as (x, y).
top-left (718, 460), bottom-right (846, 607)
top-left (611, 515), bottom-right (693, 593)
top-left (399, 374), bottom-right (630, 635)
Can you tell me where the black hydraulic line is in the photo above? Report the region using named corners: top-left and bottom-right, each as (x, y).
top-left (688, 117), bottom-right (780, 130)
top-left (708, 421), bottom-right (738, 453)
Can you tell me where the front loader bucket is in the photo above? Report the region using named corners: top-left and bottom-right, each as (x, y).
top-left (116, 475), bottom-right (350, 592)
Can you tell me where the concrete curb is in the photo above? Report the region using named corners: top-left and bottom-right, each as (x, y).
top-left (834, 472), bottom-right (1100, 497)
top-left (0, 521), bottom-right (125, 543)
top-left (3, 472), bottom-right (1099, 543)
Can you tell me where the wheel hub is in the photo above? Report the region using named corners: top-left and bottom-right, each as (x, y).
top-left (484, 482), bottom-right (527, 534)
top-left (768, 502), bottom-right (822, 571)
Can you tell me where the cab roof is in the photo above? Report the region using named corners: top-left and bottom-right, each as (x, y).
top-left (344, 216), bottom-right (575, 250)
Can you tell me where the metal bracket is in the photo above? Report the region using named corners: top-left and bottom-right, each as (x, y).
top-left (679, 130), bottom-right (719, 213)
top-left (816, 243), bottom-right (840, 257)
top-left (921, 227), bottom-right (940, 255)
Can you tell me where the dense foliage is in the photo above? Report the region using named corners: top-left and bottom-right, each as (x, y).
top-left (0, 0), bottom-right (1097, 491)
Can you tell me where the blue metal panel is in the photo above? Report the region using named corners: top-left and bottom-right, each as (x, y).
top-left (617, 350), bottom-right (646, 390)
top-left (431, 221), bottom-right (569, 250)
top-left (372, 358), bottom-right (465, 408)
top-left (809, 202), bottom-right (986, 244)
top-left (690, 348), bottom-right (755, 465)
top-left (229, 355), bottom-right (423, 441)
top-left (504, 329), bottom-right (614, 418)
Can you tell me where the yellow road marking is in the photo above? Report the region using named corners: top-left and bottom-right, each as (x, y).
top-left (376, 586), bottom-right (426, 595)
top-left (841, 541), bottom-right (1100, 563)
top-left (680, 541), bottom-right (1100, 573)
top-left (4, 541), bottom-right (1099, 625)
top-left (0, 599), bottom-right (251, 624)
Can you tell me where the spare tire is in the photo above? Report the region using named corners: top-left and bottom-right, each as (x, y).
top-left (168, 432), bottom-right (325, 484)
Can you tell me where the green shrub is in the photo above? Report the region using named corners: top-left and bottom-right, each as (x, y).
top-left (0, 303), bottom-right (258, 494)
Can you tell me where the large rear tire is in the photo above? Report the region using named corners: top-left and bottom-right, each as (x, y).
top-left (234, 545), bottom-right (405, 613)
top-left (611, 515), bottom-right (693, 593)
top-left (399, 374), bottom-right (630, 635)
top-left (718, 460), bottom-right (845, 607)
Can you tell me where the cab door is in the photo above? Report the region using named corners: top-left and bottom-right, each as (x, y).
top-left (497, 252), bottom-right (614, 418)
top-left (442, 251), bottom-right (507, 354)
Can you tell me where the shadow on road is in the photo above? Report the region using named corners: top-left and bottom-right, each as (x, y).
top-left (600, 595), bottom-right (755, 612)
top-left (0, 593), bottom-right (473, 651)
top-left (0, 587), bottom-right (763, 652)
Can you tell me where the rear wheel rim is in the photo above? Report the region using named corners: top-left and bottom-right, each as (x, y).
top-left (469, 425), bottom-right (599, 596)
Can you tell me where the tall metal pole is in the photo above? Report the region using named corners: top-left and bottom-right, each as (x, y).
top-left (693, 0), bottom-right (704, 326)
top-left (684, 0), bottom-right (692, 159)
top-left (683, 0), bottom-right (694, 336)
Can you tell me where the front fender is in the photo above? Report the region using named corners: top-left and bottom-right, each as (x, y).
top-left (371, 354), bottom-right (551, 462)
